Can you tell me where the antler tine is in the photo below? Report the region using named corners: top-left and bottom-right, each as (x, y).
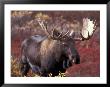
top-left (37, 18), bottom-right (45, 30)
top-left (43, 23), bottom-right (52, 37)
top-left (93, 20), bottom-right (97, 30)
top-left (57, 31), bottom-right (64, 38)
top-left (37, 18), bottom-right (51, 37)
top-left (61, 30), bottom-right (70, 38)
top-left (51, 25), bottom-right (56, 38)
top-left (51, 25), bottom-right (62, 39)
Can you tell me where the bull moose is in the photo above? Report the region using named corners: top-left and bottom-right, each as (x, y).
top-left (20, 18), bottom-right (97, 77)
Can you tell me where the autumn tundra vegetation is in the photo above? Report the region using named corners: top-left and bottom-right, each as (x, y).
top-left (11, 11), bottom-right (100, 77)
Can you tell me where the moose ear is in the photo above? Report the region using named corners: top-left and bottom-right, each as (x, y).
top-left (81, 18), bottom-right (96, 39)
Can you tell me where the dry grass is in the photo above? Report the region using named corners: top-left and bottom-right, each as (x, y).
top-left (11, 57), bottom-right (66, 77)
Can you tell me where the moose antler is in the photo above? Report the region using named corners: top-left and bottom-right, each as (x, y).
top-left (37, 18), bottom-right (51, 37)
top-left (73, 18), bottom-right (97, 41)
top-left (37, 18), bottom-right (70, 40)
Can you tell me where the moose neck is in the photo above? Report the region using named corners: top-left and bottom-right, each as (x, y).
top-left (40, 38), bottom-right (62, 59)
top-left (41, 38), bottom-right (60, 52)
top-left (43, 38), bottom-right (61, 49)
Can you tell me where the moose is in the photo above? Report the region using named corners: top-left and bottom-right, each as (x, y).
top-left (20, 18), bottom-right (97, 77)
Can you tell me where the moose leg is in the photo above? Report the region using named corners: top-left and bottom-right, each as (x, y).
top-left (20, 63), bottom-right (30, 76)
top-left (72, 48), bottom-right (80, 64)
top-left (40, 67), bottom-right (48, 77)
top-left (63, 60), bottom-right (67, 69)
top-left (75, 54), bottom-right (80, 64)
top-left (41, 72), bottom-right (48, 77)
top-left (20, 56), bottom-right (30, 76)
top-left (63, 59), bottom-right (69, 69)
top-left (30, 65), bottom-right (42, 76)
top-left (69, 47), bottom-right (80, 64)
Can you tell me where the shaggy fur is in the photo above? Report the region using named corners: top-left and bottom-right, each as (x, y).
top-left (20, 35), bottom-right (80, 77)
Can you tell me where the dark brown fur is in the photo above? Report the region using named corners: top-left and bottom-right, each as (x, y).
top-left (20, 35), bottom-right (80, 77)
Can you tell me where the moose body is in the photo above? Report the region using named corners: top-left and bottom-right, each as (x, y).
top-left (20, 18), bottom-right (97, 77)
top-left (20, 35), bottom-right (80, 76)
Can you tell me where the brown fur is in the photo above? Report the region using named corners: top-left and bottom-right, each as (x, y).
top-left (40, 38), bottom-right (62, 62)
top-left (20, 35), bottom-right (80, 76)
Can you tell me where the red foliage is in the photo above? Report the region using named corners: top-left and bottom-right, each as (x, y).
top-left (11, 35), bottom-right (100, 77)
top-left (11, 11), bottom-right (100, 77)
top-left (11, 37), bottom-right (22, 58)
top-left (65, 37), bottom-right (100, 77)
top-left (65, 61), bottom-right (100, 77)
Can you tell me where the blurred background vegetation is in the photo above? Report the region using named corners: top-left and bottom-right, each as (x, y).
top-left (11, 11), bottom-right (100, 77)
